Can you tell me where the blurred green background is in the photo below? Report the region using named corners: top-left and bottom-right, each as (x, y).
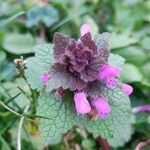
top-left (0, 0), bottom-right (150, 149)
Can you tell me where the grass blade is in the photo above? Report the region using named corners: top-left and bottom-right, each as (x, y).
top-left (0, 11), bottom-right (25, 30)
top-left (0, 135), bottom-right (11, 150)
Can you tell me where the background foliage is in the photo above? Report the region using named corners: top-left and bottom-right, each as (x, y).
top-left (0, 0), bottom-right (150, 149)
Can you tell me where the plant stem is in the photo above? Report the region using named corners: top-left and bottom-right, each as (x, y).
top-left (0, 83), bottom-right (22, 111)
top-left (31, 89), bottom-right (37, 114)
top-left (5, 92), bottom-right (22, 105)
top-left (0, 100), bottom-right (22, 117)
top-left (97, 136), bottom-right (111, 150)
top-left (17, 103), bottom-right (30, 150)
top-left (135, 139), bottom-right (150, 150)
top-left (0, 100), bottom-right (33, 121)
top-left (19, 70), bottom-right (37, 114)
top-left (39, 25), bottom-right (46, 42)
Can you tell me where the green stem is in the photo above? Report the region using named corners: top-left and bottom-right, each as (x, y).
top-left (0, 83), bottom-right (22, 112)
top-left (19, 70), bottom-right (37, 114)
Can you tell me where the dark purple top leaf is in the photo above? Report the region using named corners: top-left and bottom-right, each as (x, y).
top-left (49, 32), bottom-right (110, 91)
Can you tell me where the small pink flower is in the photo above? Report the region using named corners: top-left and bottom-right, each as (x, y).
top-left (80, 23), bottom-right (91, 36)
top-left (97, 64), bottom-right (121, 89)
top-left (74, 92), bottom-right (91, 114)
top-left (40, 73), bottom-right (49, 85)
top-left (97, 64), bottom-right (121, 81)
top-left (122, 83), bottom-right (133, 95)
top-left (92, 97), bottom-right (111, 119)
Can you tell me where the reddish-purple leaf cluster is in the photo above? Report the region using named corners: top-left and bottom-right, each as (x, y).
top-left (52, 32), bottom-right (109, 91)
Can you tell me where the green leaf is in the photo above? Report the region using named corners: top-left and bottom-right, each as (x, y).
top-left (37, 85), bottom-right (133, 147)
top-left (143, 62), bottom-right (150, 80)
top-left (110, 32), bottom-right (137, 49)
top-left (0, 11), bottom-right (25, 29)
top-left (120, 64), bottom-right (143, 83)
top-left (0, 52), bottom-right (16, 81)
top-left (134, 113), bottom-right (150, 136)
top-left (85, 86), bottom-right (134, 147)
top-left (141, 36), bottom-right (150, 50)
top-left (0, 61), bottom-right (16, 81)
top-left (0, 78), bottom-right (30, 109)
top-left (108, 53), bottom-right (125, 69)
top-left (114, 46), bottom-right (147, 65)
top-left (0, 135), bottom-right (11, 150)
top-left (3, 33), bottom-right (36, 54)
top-left (52, 6), bottom-right (93, 31)
top-left (25, 44), bottom-right (54, 90)
top-left (82, 138), bottom-right (96, 150)
top-left (26, 6), bottom-right (59, 27)
top-left (0, 51), bottom-right (6, 62)
top-left (142, 62), bottom-right (150, 87)
top-left (37, 91), bottom-right (82, 144)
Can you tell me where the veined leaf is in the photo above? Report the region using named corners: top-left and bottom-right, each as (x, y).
top-left (37, 86), bottom-right (133, 147)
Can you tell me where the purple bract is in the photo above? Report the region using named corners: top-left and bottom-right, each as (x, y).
top-left (52, 32), bottom-right (109, 90)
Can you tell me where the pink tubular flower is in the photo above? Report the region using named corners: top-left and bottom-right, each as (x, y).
top-left (40, 73), bottom-right (49, 85)
top-left (74, 92), bottom-right (91, 114)
top-left (80, 23), bottom-right (91, 36)
top-left (92, 98), bottom-right (111, 119)
top-left (97, 64), bottom-right (121, 81)
top-left (97, 64), bottom-right (121, 89)
top-left (122, 83), bottom-right (133, 96)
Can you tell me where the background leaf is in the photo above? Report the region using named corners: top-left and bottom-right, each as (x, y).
top-left (0, 11), bottom-right (25, 29)
top-left (108, 53), bottom-right (125, 69)
top-left (26, 6), bottom-right (59, 27)
top-left (0, 51), bottom-right (16, 81)
top-left (3, 33), bottom-right (36, 54)
top-left (110, 32), bottom-right (137, 49)
top-left (120, 63), bottom-right (143, 83)
top-left (25, 44), bottom-right (54, 90)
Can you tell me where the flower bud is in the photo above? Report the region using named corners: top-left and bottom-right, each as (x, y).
top-left (74, 92), bottom-right (91, 114)
top-left (92, 97), bottom-right (111, 119)
top-left (40, 73), bottom-right (49, 85)
top-left (122, 83), bottom-right (133, 95)
top-left (80, 24), bottom-right (91, 36)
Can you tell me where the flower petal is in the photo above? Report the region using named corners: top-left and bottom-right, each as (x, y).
top-left (80, 23), bottom-right (91, 36)
top-left (74, 92), bottom-right (91, 114)
top-left (97, 64), bottom-right (121, 81)
top-left (40, 73), bottom-right (49, 85)
top-left (122, 83), bottom-right (133, 95)
top-left (92, 97), bottom-right (111, 119)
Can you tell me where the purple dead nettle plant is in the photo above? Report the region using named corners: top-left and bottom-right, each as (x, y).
top-left (40, 24), bottom-right (133, 119)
